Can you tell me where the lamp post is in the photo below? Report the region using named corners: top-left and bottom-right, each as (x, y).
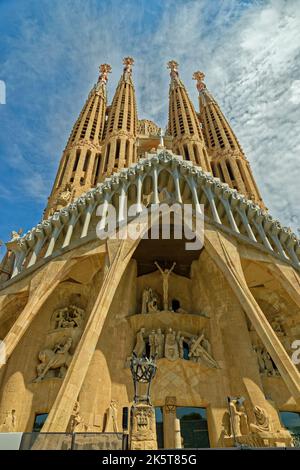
top-left (130, 353), bottom-right (157, 405)
top-left (129, 353), bottom-right (158, 450)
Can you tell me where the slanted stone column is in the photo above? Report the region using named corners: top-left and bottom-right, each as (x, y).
top-left (203, 227), bottom-right (300, 404)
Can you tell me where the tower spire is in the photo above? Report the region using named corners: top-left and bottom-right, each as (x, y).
top-left (167, 60), bottom-right (210, 171)
top-left (194, 71), bottom-right (264, 207)
top-left (44, 64), bottom-right (111, 218)
top-left (100, 57), bottom-right (138, 176)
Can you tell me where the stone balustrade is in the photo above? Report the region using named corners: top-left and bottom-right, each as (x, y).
top-left (3, 150), bottom-right (300, 282)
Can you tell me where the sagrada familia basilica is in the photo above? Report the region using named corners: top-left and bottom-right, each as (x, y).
top-left (0, 57), bottom-right (299, 449)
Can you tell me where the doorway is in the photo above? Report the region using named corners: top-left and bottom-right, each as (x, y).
top-left (176, 407), bottom-right (210, 448)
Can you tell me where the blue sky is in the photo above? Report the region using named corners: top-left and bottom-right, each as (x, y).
top-left (0, 0), bottom-right (300, 256)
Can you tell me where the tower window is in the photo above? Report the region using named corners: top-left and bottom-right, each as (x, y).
top-left (104, 143), bottom-right (110, 173)
top-left (183, 144), bottom-right (190, 160)
top-left (226, 160), bottom-right (235, 181)
top-left (73, 149), bottom-right (81, 172)
top-left (92, 153), bottom-right (101, 185)
top-left (125, 140), bottom-right (130, 166)
top-left (83, 150), bottom-right (91, 172)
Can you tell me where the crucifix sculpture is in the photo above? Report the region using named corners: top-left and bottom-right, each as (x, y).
top-left (154, 261), bottom-right (176, 311)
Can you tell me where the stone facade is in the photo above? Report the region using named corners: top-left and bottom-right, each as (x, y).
top-left (0, 58), bottom-right (299, 449)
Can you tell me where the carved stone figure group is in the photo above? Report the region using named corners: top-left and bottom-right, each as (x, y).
top-left (34, 337), bottom-right (73, 382)
top-left (254, 345), bottom-right (279, 376)
top-left (54, 305), bottom-right (85, 329)
top-left (133, 327), bottom-right (218, 368)
top-left (223, 397), bottom-right (275, 447)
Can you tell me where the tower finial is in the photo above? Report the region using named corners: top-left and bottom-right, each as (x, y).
top-left (167, 60), bottom-right (179, 79)
top-left (193, 71), bottom-right (206, 93)
top-left (123, 57), bottom-right (134, 79)
top-left (98, 63), bottom-right (112, 85)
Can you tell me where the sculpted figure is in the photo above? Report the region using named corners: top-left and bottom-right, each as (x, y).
top-left (56, 183), bottom-right (72, 206)
top-left (254, 346), bottom-right (266, 373)
top-left (0, 409), bottom-right (17, 432)
top-left (141, 288), bottom-right (151, 314)
top-left (149, 330), bottom-right (156, 358)
top-left (141, 288), bottom-right (159, 314)
top-left (10, 229), bottom-right (23, 241)
top-left (250, 406), bottom-right (270, 433)
top-left (228, 398), bottom-right (249, 438)
top-left (188, 333), bottom-right (218, 368)
top-left (69, 401), bottom-right (87, 433)
top-left (154, 261), bottom-right (176, 311)
top-left (176, 331), bottom-right (185, 359)
top-left (54, 305), bottom-right (85, 329)
top-left (155, 328), bottom-right (165, 359)
top-left (34, 337), bottom-right (73, 382)
top-left (133, 328), bottom-right (146, 357)
top-left (147, 290), bottom-right (159, 313)
top-left (262, 349), bottom-right (278, 376)
top-left (164, 328), bottom-right (179, 361)
top-left (104, 400), bottom-right (119, 433)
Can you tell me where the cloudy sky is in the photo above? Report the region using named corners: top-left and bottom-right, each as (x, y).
top-left (0, 0), bottom-right (299, 253)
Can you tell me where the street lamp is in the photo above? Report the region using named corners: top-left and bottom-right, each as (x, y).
top-left (129, 353), bottom-right (158, 450)
top-left (130, 353), bottom-right (157, 404)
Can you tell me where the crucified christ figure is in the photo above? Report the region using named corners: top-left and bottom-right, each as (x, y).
top-left (154, 261), bottom-right (176, 311)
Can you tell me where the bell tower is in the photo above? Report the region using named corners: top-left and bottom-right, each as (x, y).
top-left (100, 57), bottom-right (138, 176)
top-left (193, 71), bottom-right (264, 207)
top-left (44, 64), bottom-right (111, 218)
top-left (167, 61), bottom-right (210, 171)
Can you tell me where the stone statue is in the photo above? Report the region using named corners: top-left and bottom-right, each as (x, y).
top-left (104, 400), bottom-right (119, 433)
top-left (254, 346), bottom-right (266, 374)
top-left (149, 330), bottom-right (157, 358)
top-left (34, 337), bottom-right (73, 382)
top-left (133, 328), bottom-right (146, 357)
top-left (271, 315), bottom-right (285, 336)
top-left (188, 333), bottom-right (218, 368)
top-left (54, 305), bottom-right (85, 329)
top-left (0, 409), bottom-right (17, 432)
top-left (228, 398), bottom-right (249, 438)
top-left (56, 183), bottom-right (72, 206)
top-left (176, 331), bottom-right (185, 359)
top-left (250, 406), bottom-right (271, 433)
top-left (148, 290), bottom-right (159, 313)
top-left (10, 229), bottom-right (23, 241)
top-left (164, 328), bottom-right (179, 361)
top-left (255, 346), bottom-right (278, 376)
top-left (154, 261), bottom-right (176, 311)
top-left (155, 328), bottom-right (164, 359)
top-left (141, 288), bottom-right (151, 314)
top-left (68, 401), bottom-right (87, 433)
top-left (141, 288), bottom-right (159, 314)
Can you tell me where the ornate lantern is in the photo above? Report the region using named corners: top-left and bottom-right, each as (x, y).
top-left (130, 354), bottom-right (157, 404)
